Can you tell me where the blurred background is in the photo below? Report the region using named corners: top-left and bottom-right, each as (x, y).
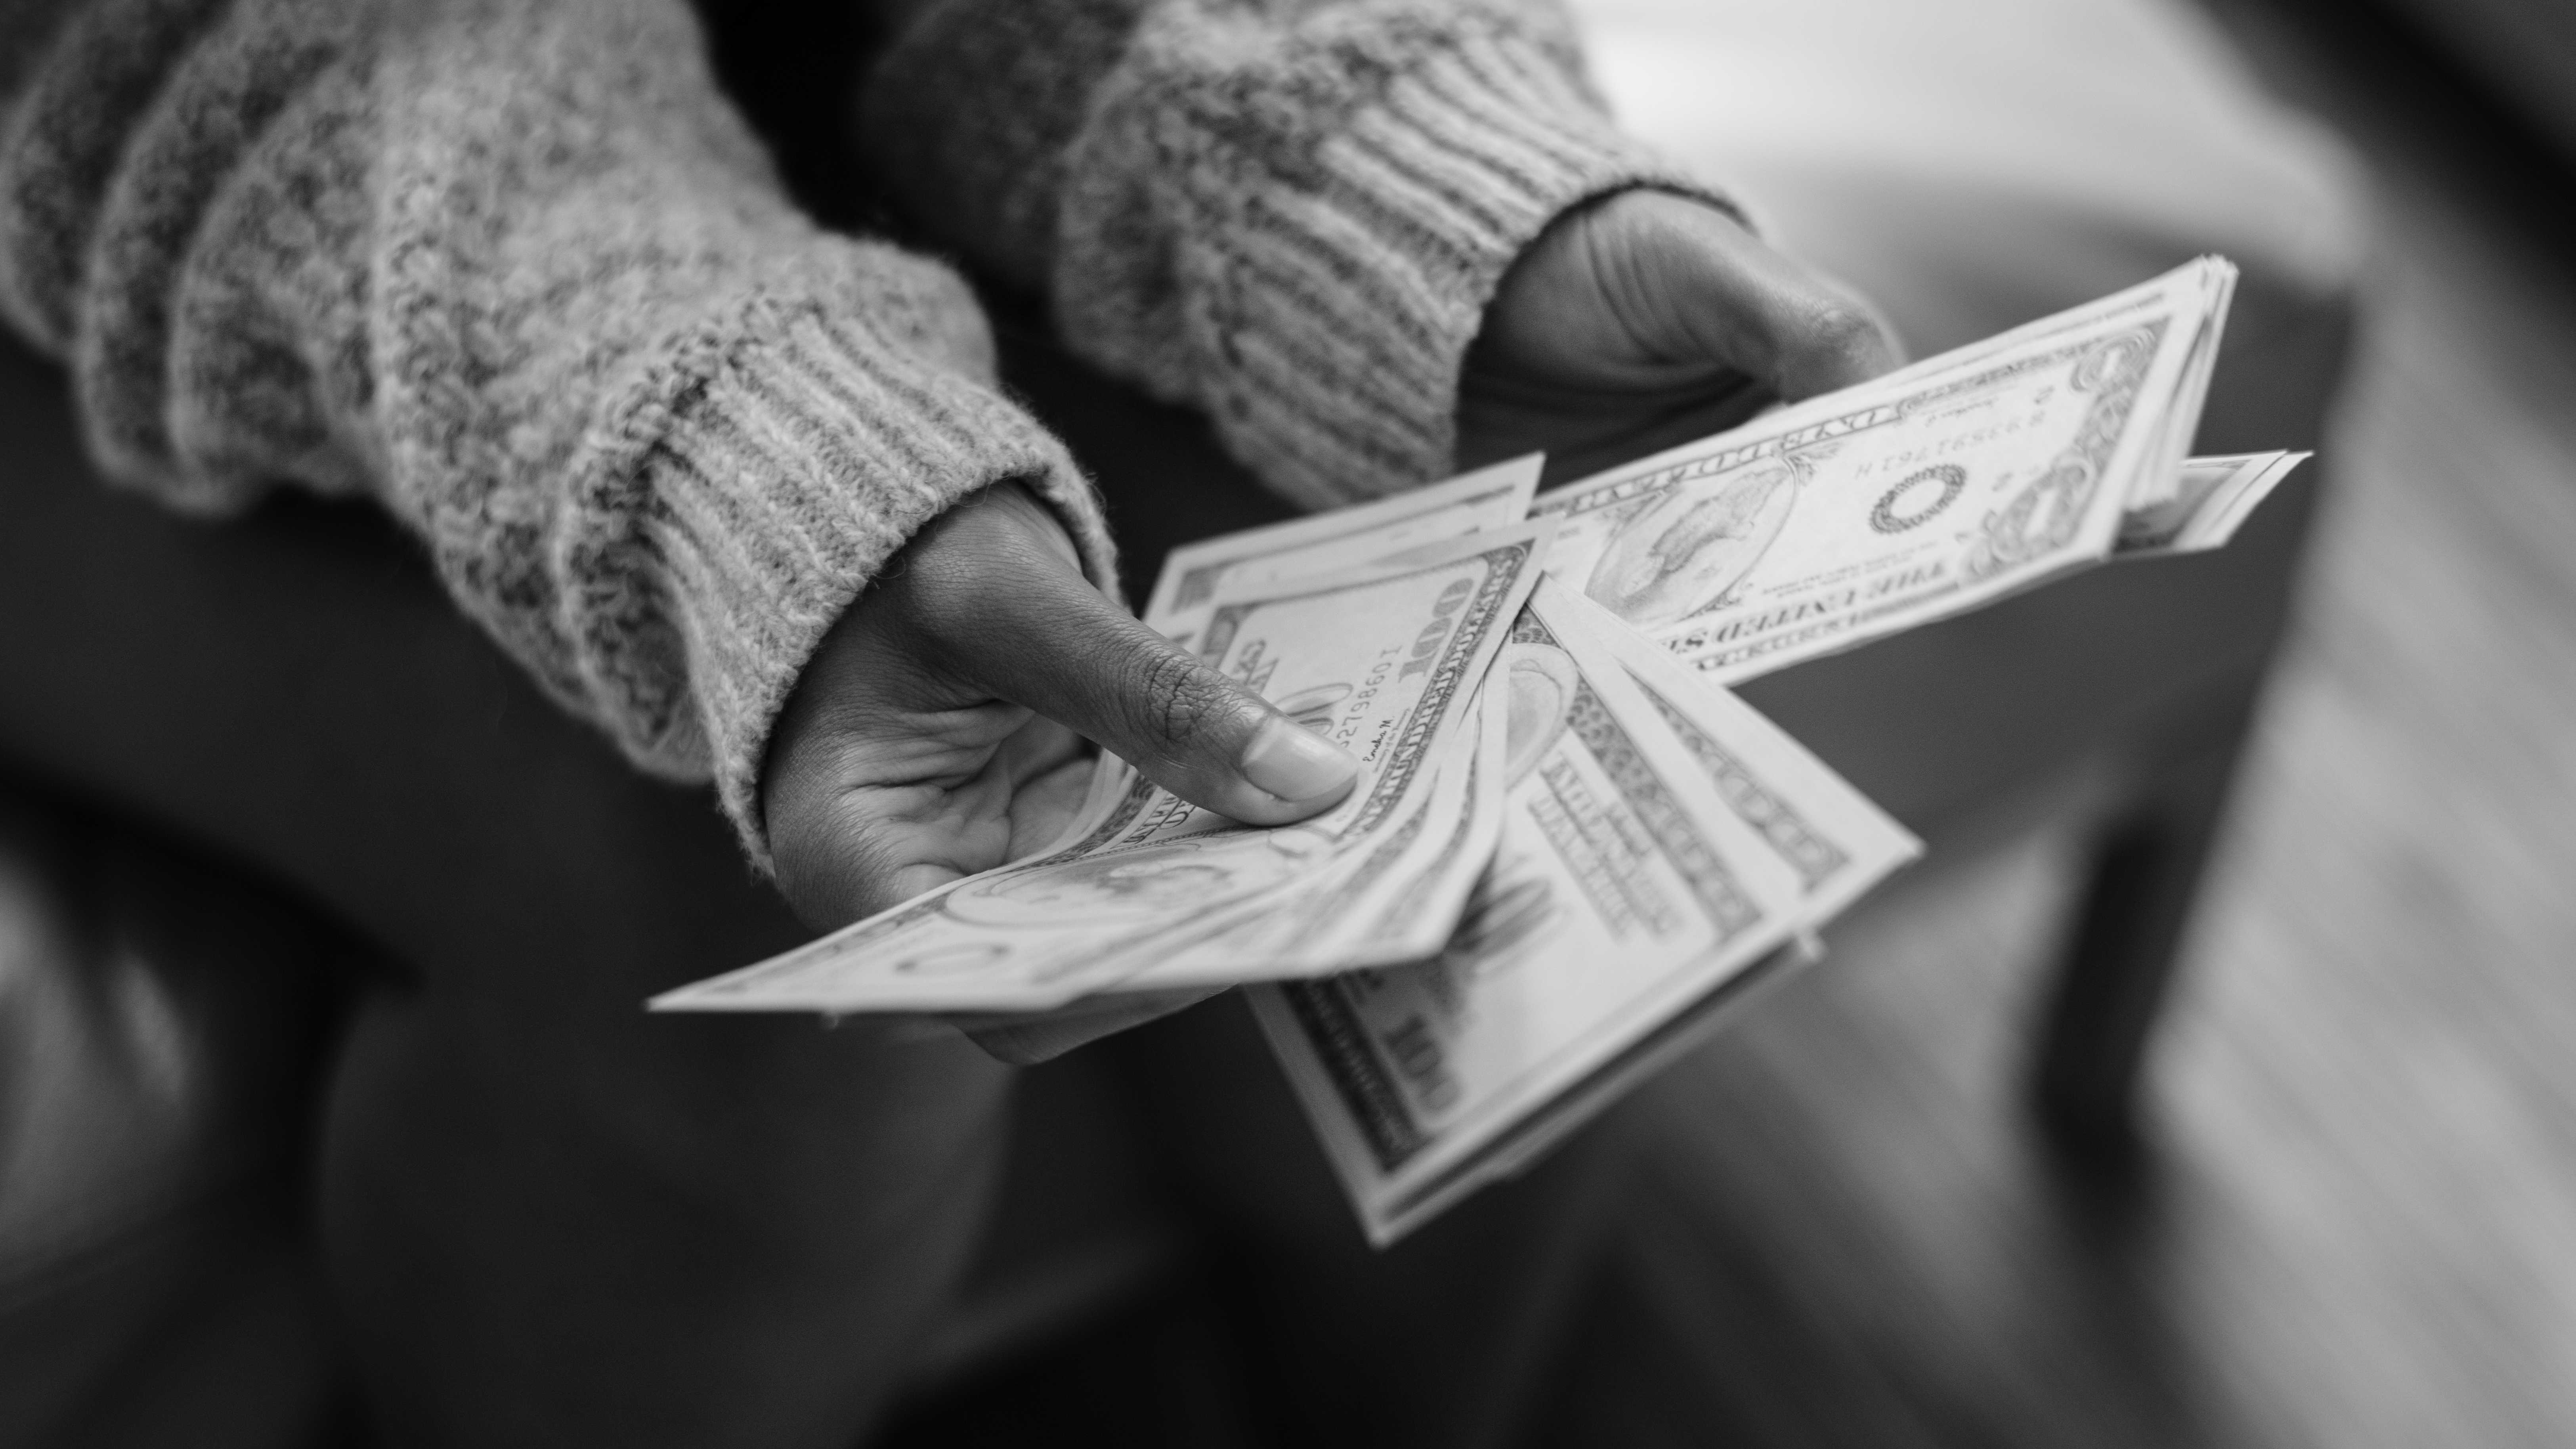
top-left (4, 0), bottom-right (2572, 1444)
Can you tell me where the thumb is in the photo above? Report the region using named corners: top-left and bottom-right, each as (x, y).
top-left (1609, 194), bottom-right (1905, 400)
top-left (911, 490), bottom-right (1362, 826)
top-left (986, 579), bottom-right (1363, 825)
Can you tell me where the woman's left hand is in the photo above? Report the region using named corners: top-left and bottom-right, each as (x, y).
top-left (1460, 190), bottom-right (1905, 480)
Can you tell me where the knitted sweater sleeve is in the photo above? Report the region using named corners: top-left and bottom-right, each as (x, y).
top-left (858, 0), bottom-right (1729, 511)
top-left (0, 0), bottom-right (1116, 860)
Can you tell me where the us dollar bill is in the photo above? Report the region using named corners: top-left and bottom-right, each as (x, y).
top-left (2118, 449), bottom-right (2310, 556)
top-left (1542, 586), bottom-right (1922, 925)
top-left (646, 258), bottom-right (2302, 1236)
top-left (1113, 456), bottom-right (1552, 982)
top-left (650, 522), bottom-right (1553, 1015)
top-left (1145, 455), bottom-right (1543, 648)
top-left (1250, 578), bottom-right (1905, 1243)
top-left (1116, 692), bottom-right (1509, 986)
top-left (1531, 257), bottom-right (2238, 687)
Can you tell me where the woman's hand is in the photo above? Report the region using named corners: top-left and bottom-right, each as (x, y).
top-left (1460, 190), bottom-right (1906, 480)
top-left (759, 483), bottom-right (1360, 1062)
top-left (760, 196), bottom-right (1896, 1065)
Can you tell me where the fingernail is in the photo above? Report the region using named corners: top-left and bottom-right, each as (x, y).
top-left (1240, 719), bottom-right (1361, 803)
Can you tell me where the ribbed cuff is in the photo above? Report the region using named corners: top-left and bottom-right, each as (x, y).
top-left (598, 299), bottom-right (1114, 868)
top-left (1057, 25), bottom-right (1735, 510)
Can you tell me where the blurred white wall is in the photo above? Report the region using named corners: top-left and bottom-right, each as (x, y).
top-left (1571, 0), bottom-right (2367, 352)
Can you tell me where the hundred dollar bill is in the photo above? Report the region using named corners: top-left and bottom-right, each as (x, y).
top-left (1307, 697), bottom-right (1511, 968)
top-left (649, 522), bottom-right (1553, 1015)
top-left (2119, 449), bottom-right (2310, 557)
top-left (1531, 257), bottom-right (2237, 686)
top-left (1250, 579), bottom-right (1844, 1243)
top-left (1319, 591), bottom-right (1925, 1229)
top-left (1144, 455), bottom-right (1544, 648)
top-left (1451, 937), bottom-right (1821, 1193)
top-left (1542, 587), bottom-right (1921, 925)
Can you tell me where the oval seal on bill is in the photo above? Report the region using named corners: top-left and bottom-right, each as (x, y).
top-left (1870, 465), bottom-right (1967, 534)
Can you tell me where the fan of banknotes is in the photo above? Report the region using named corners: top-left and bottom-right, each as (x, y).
top-left (656, 256), bottom-right (2307, 1243)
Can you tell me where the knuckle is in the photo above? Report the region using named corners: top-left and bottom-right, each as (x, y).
top-left (896, 543), bottom-right (989, 629)
top-left (892, 552), bottom-right (1044, 671)
top-left (1133, 647), bottom-right (1231, 754)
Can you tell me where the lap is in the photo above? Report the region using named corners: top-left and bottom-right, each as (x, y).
top-left (0, 341), bottom-right (797, 1004)
top-left (0, 333), bottom-right (1013, 1214)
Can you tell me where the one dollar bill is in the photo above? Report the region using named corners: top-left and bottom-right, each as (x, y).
top-left (1532, 257), bottom-right (2242, 686)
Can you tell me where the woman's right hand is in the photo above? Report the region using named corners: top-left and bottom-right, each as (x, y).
top-left (757, 482), bottom-right (1362, 1061)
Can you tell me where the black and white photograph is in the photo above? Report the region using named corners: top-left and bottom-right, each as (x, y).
top-left (1, 0), bottom-right (2569, 1445)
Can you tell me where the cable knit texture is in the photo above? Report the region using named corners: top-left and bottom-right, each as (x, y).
top-left (0, 0), bottom-right (1720, 859)
top-left (862, 0), bottom-right (1730, 509)
top-left (0, 0), bottom-right (1112, 859)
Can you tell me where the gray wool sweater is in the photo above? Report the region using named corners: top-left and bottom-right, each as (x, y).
top-left (0, 0), bottom-right (1700, 860)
